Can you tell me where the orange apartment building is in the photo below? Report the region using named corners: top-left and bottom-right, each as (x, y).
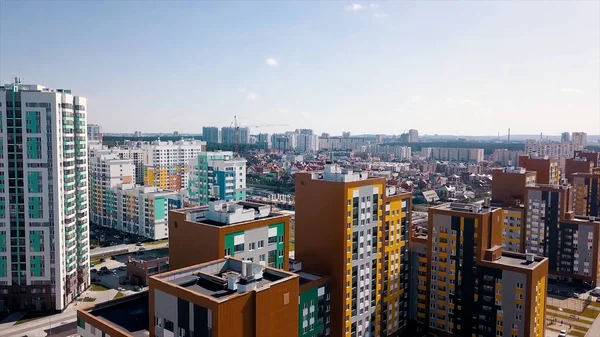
top-left (518, 154), bottom-right (560, 185)
top-left (565, 157), bottom-right (594, 183)
top-left (168, 200), bottom-right (290, 271)
top-left (295, 164), bottom-right (412, 337)
top-left (572, 172), bottom-right (600, 218)
top-left (490, 167), bottom-right (537, 253)
top-left (426, 202), bottom-right (548, 337)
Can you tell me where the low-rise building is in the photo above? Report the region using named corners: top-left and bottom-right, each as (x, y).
top-left (126, 248), bottom-right (170, 286)
top-left (168, 200), bottom-right (291, 270)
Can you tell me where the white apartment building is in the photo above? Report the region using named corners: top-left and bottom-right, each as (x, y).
top-left (572, 132), bottom-right (587, 151)
top-left (295, 133), bottom-right (319, 152)
top-left (188, 151), bottom-right (247, 204)
top-left (271, 133), bottom-right (297, 152)
top-left (89, 142), bottom-right (145, 185)
top-left (525, 140), bottom-right (576, 167)
top-left (142, 139), bottom-right (205, 190)
top-left (491, 149), bottom-right (525, 166)
top-left (365, 145), bottom-right (411, 160)
top-left (92, 183), bottom-right (181, 240)
top-left (0, 82), bottom-right (89, 311)
top-left (87, 124), bottom-right (102, 141)
top-left (221, 126), bottom-right (250, 145)
top-left (421, 147), bottom-right (484, 163)
top-left (318, 136), bottom-right (369, 151)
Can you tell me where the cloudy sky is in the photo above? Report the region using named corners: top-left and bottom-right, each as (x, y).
top-left (1, 1), bottom-right (598, 136)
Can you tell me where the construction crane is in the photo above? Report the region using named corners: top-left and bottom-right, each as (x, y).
top-left (231, 115), bottom-right (289, 154)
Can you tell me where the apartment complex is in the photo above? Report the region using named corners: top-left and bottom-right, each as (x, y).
top-left (518, 154), bottom-right (560, 185)
top-left (572, 132), bottom-right (587, 151)
top-left (575, 151), bottom-right (599, 168)
top-left (221, 126), bottom-right (250, 145)
top-left (87, 123), bottom-right (102, 141)
top-left (295, 164), bottom-right (412, 337)
top-left (525, 140), bottom-right (575, 166)
top-left (572, 172), bottom-right (600, 218)
top-left (0, 82), bottom-right (89, 311)
top-left (421, 147), bottom-right (484, 163)
top-left (408, 227), bottom-right (428, 331)
top-left (142, 139), bottom-right (206, 191)
top-left (491, 167), bottom-right (537, 253)
top-left (318, 137), bottom-right (370, 151)
top-left (364, 145), bottom-right (412, 160)
top-left (257, 133), bottom-right (271, 148)
top-left (296, 133), bottom-right (320, 152)
top-left (272, 133), bottom-right (297, 152)
top-left (565, 157), bottom-right (594, 183)
top-left (202, 126), bottom-right (221, 144)
top-left (168, 200), bottom-right (290, 270)
top-left (427, 202), bottom-right (548, 337)
top-left (526, 184), bottom-right (600, 286)
top-left (491, 149), bottom-right (525, 166)
top-left (188, 151), bottom-right (247, 204)
top-left (91, 183), bottom-right (181, 240)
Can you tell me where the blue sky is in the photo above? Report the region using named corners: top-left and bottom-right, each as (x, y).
top-left (1, 1), bottom-right (598, 136)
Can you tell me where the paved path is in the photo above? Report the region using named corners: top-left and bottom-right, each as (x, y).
top-left (90, 241), bottom-right (167, 258)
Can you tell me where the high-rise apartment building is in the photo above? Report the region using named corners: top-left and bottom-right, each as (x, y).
top-left (525, 140), bottom-right (575, 167)
top-left (408, 226), bottom-right (428, 331)
top-left (572, 172), bottom-right (600, 218)
top-left (526, 184), bottom-right (600, 285)
top-left (365, 145), bottom-right (412, 160)
top-left (142, 139), bottom-right (206, 191)
top-left (296, 133), bottom-right (319, 152)
top-left (408, 129), bottom-right (419, 143)
top-left (271, 133), bottom-right (297, 152)
top-left (202, 126), bottom-right (221, 144)
top-left (318, 137), bottom-right (369, 151)
top-left (0, 82), bottom-right (89, 311)
top-left (295, 165), bottom-right (412, 337)
top-left (89, 142), bottom-right (148, 185)
top-left (168, 200), bottom-right (290, 270)
top-left (426, 202), bottom-right (548, 337)
top-left (561, 132), bottom-right (571, 142)
top-left (257, 133), bottom-right (271, 149)
top-left (221, 126), bottom-right (250, 145)
top-left (491, 149), bottom-right (525, 166)
top-left (565, 157), bottom-right (594, 183)
top-left (188, 151), bottom-right (247, 204)
top-left (572, 132), bottom-right (587, 151)
top-left (575, 151), bottom-right (599, 168)
top-left (491, 167), bottom-right (537, 253)
top-left (421, 147), bottom-right (484, 163)
top-left (87, 124), bottom-right (102, 141)
top-left (518, 154), bottom-right (560, 185)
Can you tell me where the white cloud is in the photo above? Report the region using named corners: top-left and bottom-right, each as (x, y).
top-left (369, 3), bottom-right (379, 8)
top-left (560, 87), bottom-right (582, 93)
top-left (373, 12), bottom-right (388, 18)
top-left (265, 58), bottom-right (279, 67)
top-left (278, 109), bottom-right (289, 114)
top-left (411, 96), bottom-right (423, 103)
top-left (237, 88), bottom-right (247, 93)
top-left (345, 3), bottom-right (364, 11)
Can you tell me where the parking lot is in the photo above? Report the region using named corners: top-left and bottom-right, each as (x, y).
top-left (90, 254), bottom-right (147, 293)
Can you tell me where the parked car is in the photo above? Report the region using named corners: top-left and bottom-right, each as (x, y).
top-left (558, 329), bottom-right (568, 337)
top-left (90, 263), bottom-right (95, 267)
top-left (90, 268), bottom-right (97, 273)
top-left (573, 293), bottom-right (580, 299)
top-left (133, 286), bottom-right (141, 292)
top-left (136, 242), bottom-right (143, 246)
top-left (100, 266), bottom-right (108, 271)
top-left (100, 258), bottom-right (106, 262)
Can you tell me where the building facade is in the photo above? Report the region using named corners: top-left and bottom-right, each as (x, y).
top-left (221, 126), bottom-right (250, 145)
top-left (408, 230), bottom-right (428, 331)
top-left (271, 133), bottom-right (297, 152)
top-left (421, 147), bottom-right (484, 163)
top-left (525, 140), bottom-right (575, 167)
top-left (188, 151), bottom-right (247, 204)
top-left (91, 184), bottom-right (181, 240)
top-left (142, 139), bottom-right (206, 191)
top-left (168, 200), bottom-right (290, 270)
top-left (426, 202), bottom-right (548, 337)
top-left (87, 124), bottom-right (102, 141)
top-left (518, 154), bottom-right (560, 185)
top-left (491, 149), bottom-right (525, 166)
top-left (0, 82), bottom-right (89, 311)
top-left (295, 164), bottom-right (412, 337)
top-left (296, 133), bottom-right (319, 152)
top-left (573, 172), bottom-right (600, 218)
top-left (572, 132), bottom-right (587, 151)
top-left (202, 126), bottom-right (221, 144)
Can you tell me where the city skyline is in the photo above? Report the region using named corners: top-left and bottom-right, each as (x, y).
top-left (1, 1), bottom-right (598, 136)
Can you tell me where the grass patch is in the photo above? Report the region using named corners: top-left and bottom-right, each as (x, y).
top-left (113, 292), bottom-right (125, 299)
top-left (545, 314), bottom-right (590, 331)
top-left (145, 239), bottom-right (168, 245)
top-left (90, 258), bottom-right (101, 265)
top-left (82, 297), bottom-right (96, 302)
top-left (90, 284), bottom-right (109, 291)
top-left (588, 301), bottom-right (600, 308)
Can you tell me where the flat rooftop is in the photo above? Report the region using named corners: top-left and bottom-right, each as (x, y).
top-left (84, 292), bottom-right (149, 337)
top-left (128, 247), bottom-right (169, 261)
top-left (431, 202), bottom-right (499, 214)
top-left (154, 258), bottom-right (296, 302)
top-left (483, 251), bottom-right (547, 271)
top-left (174, 201), bottom-right (287, 227)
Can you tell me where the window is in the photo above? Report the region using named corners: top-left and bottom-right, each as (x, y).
top-left (268, 236), bottom-right (277, 244)
top-left (248, 242), bottom-right (256, 251)
top-left (279, 235), bottom-right (284, 244)
top-left (258, 240), bottom-right (264, 248)
top-left (234, 244), bottom-right (244, 253)
top-left (259, 254), bottom-right (266, 262)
